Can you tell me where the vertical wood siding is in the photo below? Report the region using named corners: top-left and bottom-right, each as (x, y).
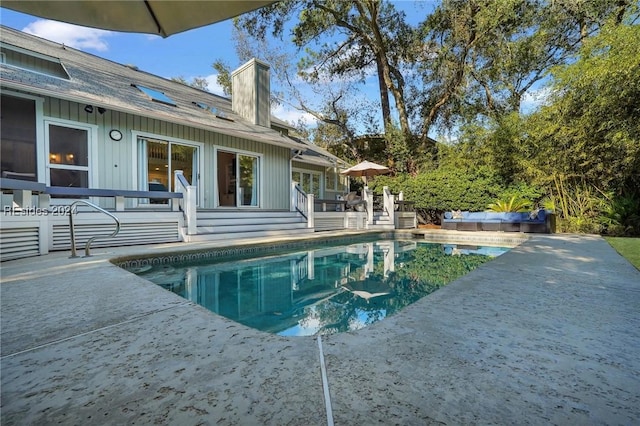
top-left (42, 97), bottom-right (291, 209)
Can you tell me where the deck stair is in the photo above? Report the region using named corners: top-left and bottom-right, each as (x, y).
top-left (187, 210), bottom-right (312, 242)
top-left (371, 212), bottom-right (395, 230)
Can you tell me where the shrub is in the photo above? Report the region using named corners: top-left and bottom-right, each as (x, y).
top-left (369, 165), bottom-right (506, 224)
top-left (487, 196), bottom-right (532, 212)
top-left (600, 195), bottom-right (640, 236)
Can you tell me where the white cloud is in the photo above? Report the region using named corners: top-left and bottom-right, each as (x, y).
top-left (272, 104), bottom-right (317, 127)
top-left (22, 20), bottom-right (114, 52)
top-left (203, 74), bottom-right (226, 96)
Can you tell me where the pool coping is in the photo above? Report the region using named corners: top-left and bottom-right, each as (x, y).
top-left (2, 232), bottom-right (639, 425)
top-left (112, 229), bottom-right (527, 270)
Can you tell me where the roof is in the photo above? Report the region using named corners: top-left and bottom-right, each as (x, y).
top-left (289, 135), bottom-right (349, 168)
top-left (0, 26), bottom-right (309, 152)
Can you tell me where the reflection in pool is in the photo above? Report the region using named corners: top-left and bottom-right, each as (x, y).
top-left (136, 240), bottom-right (509, 336)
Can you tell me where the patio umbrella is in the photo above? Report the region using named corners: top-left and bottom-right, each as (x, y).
top-left (2, 0), bottom-right (276, 38)
top-left (340, 160), bottom-right (390, 184)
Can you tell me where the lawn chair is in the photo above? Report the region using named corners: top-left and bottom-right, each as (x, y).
top-left (344, 191), bottom-right (367, 212)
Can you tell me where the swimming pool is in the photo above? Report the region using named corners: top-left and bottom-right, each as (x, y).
top-left (135, 239), bottom-right (510, 336)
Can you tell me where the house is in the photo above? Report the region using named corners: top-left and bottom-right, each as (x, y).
top-left (0, 26), bottom-right (415, 261)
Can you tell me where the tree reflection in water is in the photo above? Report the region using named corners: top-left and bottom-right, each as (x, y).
top-left (137, 240), bottom-right (506, 336)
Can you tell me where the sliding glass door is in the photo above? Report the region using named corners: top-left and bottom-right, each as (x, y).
top-left (217, 150), bottom-right (259, 207)
top-left (138, 137), bottom-right (199, 203)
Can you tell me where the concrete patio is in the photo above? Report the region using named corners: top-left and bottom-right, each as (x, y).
top-left (1, 232), bottom-right (639, 425)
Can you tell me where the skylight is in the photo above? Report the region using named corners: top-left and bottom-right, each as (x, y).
top-left (0, 43), bottom-right (69, 80)
top-left (132, 84), bottom-right (176, 106)
top-left (192, 101), bottom-right (233, 121)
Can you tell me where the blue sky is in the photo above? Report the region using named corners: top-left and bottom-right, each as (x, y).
top-left (0, 2), bottom-right (544, 133)
top-left (0, 2), bottom-right (445, 128)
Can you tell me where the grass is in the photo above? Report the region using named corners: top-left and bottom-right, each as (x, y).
top-left (605, 237), bottom-right (640, 270)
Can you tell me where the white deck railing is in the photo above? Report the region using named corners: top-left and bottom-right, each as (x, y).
top-left (174, 170), bottom-right (197, 235)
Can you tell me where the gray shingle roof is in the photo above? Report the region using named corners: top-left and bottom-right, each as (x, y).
top-left (0, 25), bottom-right (308, 151)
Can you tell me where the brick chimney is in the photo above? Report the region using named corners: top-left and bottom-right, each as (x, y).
top-left (231, 58), bottom-right (270, 127)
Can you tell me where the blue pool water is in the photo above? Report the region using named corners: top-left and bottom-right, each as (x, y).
top-left (136, 240), bottom-right (509, 336)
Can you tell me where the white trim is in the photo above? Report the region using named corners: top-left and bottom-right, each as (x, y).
top-left (43, 118), bottom-right (98, 187)
top-left (292, 167), bottom-right (323, 197)
top-left (1, 90), bottom-right (45, 183)
top-left (213, 146), bottom-right (263, 209)
top-left (131, 130), bottom-right (204, 206)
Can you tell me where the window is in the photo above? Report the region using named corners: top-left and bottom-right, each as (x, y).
top-left (326, 169), bottom-right (337, 191)
top-left (292, 169), bottom-right (321, 197)
top-left (132, 84), bottom-right (176, 106)
top-left (47, 123), bottom-right (90, 188)
top-left (217, 150), bottom-right (259, 207)
top-left (1, 95), bottom-right (37, 181)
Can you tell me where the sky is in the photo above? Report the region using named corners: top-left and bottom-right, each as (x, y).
top-left (0, 2), bottom-right (544, 133)
top-left (0, 2), bottom-right (442, 129)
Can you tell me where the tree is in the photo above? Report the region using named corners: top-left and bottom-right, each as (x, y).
top-left (170, 75), bottom-right (209, 91)
top-left (234, 0), bottom-right (419, 162)
top-left (212, 60), bottom-right (232, 95)
top-left (526, 20), bottom-right (640, 196)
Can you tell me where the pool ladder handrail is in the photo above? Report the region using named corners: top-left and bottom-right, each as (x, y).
top-left (68, 200), bottom-right (121, 258)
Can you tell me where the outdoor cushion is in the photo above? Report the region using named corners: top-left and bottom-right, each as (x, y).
top-left (502, 212), bottom-right (522, 222)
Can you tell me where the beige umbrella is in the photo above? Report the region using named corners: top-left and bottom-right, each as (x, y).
top-left (2, 0), bottom-right (276, 38)
top-left (340, 160), bottom-right (390, 184)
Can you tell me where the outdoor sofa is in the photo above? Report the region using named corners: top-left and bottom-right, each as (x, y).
top-left (442, 210), bottom-right (555, 233)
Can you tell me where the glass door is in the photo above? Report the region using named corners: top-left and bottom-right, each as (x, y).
top-left (139, 137), bottom-right (199, 204)
top-left (217, 150), bottom-right (259, 207)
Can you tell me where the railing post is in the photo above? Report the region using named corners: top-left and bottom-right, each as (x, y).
top-left (383, 186), bottom-right (395, 228)
top-left (38, 193), bottom-right (50, 210)
top-left (290, 181), bottom-right (298, 212)
top-left (115, 196), bottom-right (125, 211)
top-left (364, 186), bottom-right (373, 227)
top-left (14, 190), bottom-right (33, 208)
top-left (174, 170), bottom-right (197, 235)
top-left (307, 193), bottom-right (315, 228)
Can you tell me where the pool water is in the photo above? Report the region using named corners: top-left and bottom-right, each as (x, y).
top-left (136, 240), bottom-right (509, 336)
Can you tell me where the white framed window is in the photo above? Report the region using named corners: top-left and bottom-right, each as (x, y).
top-left (44, 119), bottom-right (97, 188)
top-left (292, 168), bottom-right (322, 197)
top-left (0, 92), bottom-right (44, 182)
top-left (216, 148), bottom-right (262, 208)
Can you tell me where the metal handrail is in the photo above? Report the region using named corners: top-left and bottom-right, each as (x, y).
top-left (68, 200), bottom-right (121, 258)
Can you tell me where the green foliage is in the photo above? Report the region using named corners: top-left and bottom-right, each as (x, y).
top-left (546, 179), bottom-right (607, 234)
top-left (212, 60), bottom-right (232, 96)
top-left (170, 76), bottom-right (209, 91)
top-left (600, 196), bottom-right (640, 237)
top-left (498, 182), bottom-right (544, 206)
top-left (384, 122), bottom-right (413, 173)
top-left (390, 245), bottom-right (494, 307)
top-left (487, 196), bottom-right (532, 212)
top-left (370, 165), bottom-right (504, 212)
top-left (524, 21), bottom-right (640, 200)
top-left (233, 1), bottom-right (639, 236)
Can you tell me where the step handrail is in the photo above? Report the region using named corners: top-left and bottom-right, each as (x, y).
top-left (293, 183), bottom-right (308, 219)
top-left (68, 200), bottom-right (121, 258)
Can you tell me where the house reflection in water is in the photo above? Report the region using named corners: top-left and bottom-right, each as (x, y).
top-left (140, 240), bottom-right (503, 335)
